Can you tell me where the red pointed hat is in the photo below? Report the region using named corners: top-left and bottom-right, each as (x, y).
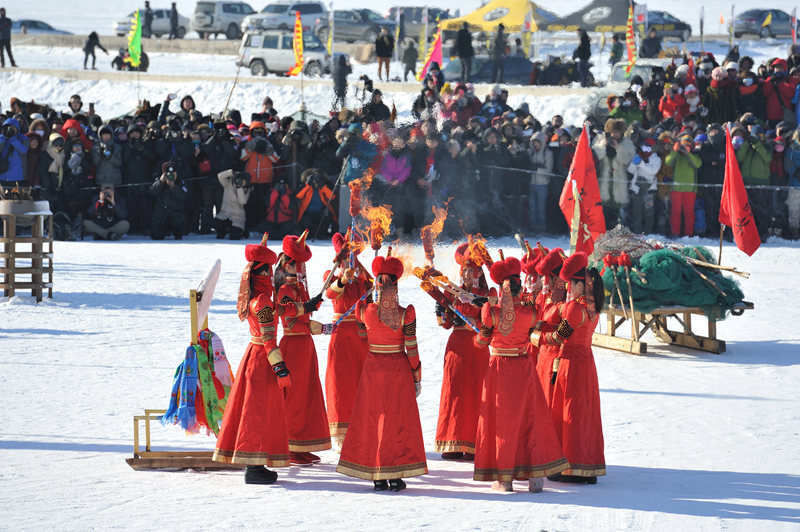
top-left (535, 248), bottom-right (564, 277)
top-left (245, 233), bottom-right (278, 265)
top-left (521, 243), bottom-right (548, 276)
top-left (489, 257), bottom-right (522, 285)
top-left (332, 231), bottom-right (362, 255)
top-left (559, 252), bottom-right (588, 282)
top-left (372, 255), bottom-right (404, 278)
top-left (282, 229), bottom-right (312, 263)
top-left (454, 242), bottom-right (470, 266)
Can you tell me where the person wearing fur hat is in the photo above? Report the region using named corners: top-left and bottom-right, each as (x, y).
top-left (533, 252), bottom-right (606, 485)
top-left (337, 252), bottom-right (427, 492)
top-left (628, 137), bottom-right (662, 234)
top-left (433, 243), bottom-right (496, 461)
top-left (274, 231), bottom-right (330, 465)
top-left (593, 118), bottom-right (635, 227)
top-left (213, 235), bottom-right (292, 484)
top-left (532, 249), bottom-right (566, 399)
top-left (323, 232), bottom-right (373, 449)
top-left (473, 254), bottom-right (568, 493)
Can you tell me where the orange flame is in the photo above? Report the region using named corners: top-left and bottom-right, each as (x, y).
top-left (466, 234), bottom-right (493, 266)
top-left (420, 202), bottom-right (450, 262)
top-left (348, 169), bottom-right (375, 218)
top-left (363, 204), bottom-right (393, 251)
top-left (391, 244), bottom-right (416, 279)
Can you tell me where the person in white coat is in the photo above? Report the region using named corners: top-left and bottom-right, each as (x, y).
top-left (215, 169), bottom-right (252, 240)
top-left (627, 138), bottom-right (662, 235)
top-left (592, 118), bottom-right (635, 228)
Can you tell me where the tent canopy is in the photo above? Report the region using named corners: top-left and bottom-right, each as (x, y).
top-left (441, 0), bottom-right (547, 33)
top-left (546, 0), bottom-right (635, 33)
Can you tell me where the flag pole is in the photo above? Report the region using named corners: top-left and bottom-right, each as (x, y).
top-left (719, 225), bottom-right (724, 265)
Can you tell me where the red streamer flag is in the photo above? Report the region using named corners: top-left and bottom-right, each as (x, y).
top-left (719, 129), bottom-right (760, 256)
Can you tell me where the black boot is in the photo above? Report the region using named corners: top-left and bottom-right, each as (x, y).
top-left (441, 452), bottom-right (463, 460)
top-left (389, 478), bottom-right (406, 492)
top-left (373, 480), bottom-right (389, 491)
top-left (214, 218), bottom-right (231, 239)
top-left (547, 473), bottom-right (563, 481)
top-left (245, 465), bottom-right (278, 484)
top-left (229, 226), bottom-right (244, 240)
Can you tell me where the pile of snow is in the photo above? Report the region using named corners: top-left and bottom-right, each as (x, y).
top-left (2, 233), bottom-right (799, 530)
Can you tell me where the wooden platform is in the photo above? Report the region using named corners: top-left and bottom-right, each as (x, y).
top-left (592, 301), bottom-right (754, 355)
top-left (126, 408), bottom-right (242, 471)
top-left (1, 201), bottom-right (54, 302)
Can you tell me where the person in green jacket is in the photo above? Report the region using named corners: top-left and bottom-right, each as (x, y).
top-left (609, 33), bottom-right (624, 65)
top-left (609, 90), bottom-right (644, 125)
top-left (664, 133), bottom-right (702, 236)
top-left (732, 124), bottom-right (771, 240)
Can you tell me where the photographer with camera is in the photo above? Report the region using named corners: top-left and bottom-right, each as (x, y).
top-left (295, 168), bottom-right (335, 237)
top-left (265, 179), bottom-right (295, 239)
top-left (361, 89), bottom-right (391, 124)
top-left (83, 185), bottom-right (130, 240)
top-left (91, 125), bottom-right (123, 186)
top-left (242, 121), bottom-right (280, 230)
top-left (123, 123), bottom-right (157, 233)
top-left (150, 161), bottom-right (188, 240)
top-left (0, 117), bottom-right (28, 184)
top-left (214, 169), bottom-right (251, 240)
top-left (281, 120), bottom-right (313, 189)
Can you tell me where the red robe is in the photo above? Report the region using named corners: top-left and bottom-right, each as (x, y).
top-left (473, 293), bottom-right (568, 482)
top-left (534, 293), bottom-right (563, 406)
top-left (337, 302), bottom-right (428, 480)
top-left (434, 288), bottom-right (493, 454)
top-left (277, 280), bottom-right (332, 452)
top-left (213, 292), bottom-right (289, 466)
top-left (324, 270), bottom-right (371, 438)
top-left (539, 297), bottom-right (606, 477)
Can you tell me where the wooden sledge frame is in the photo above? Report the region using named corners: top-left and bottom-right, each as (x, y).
top-left (592, 301), bottom-right (754, 355)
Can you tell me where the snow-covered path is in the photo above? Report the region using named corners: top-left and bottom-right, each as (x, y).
top-left (2, 235), bottom-right (799, 530)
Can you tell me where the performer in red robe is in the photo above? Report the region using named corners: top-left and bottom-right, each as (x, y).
top-left (434, 243), bottom-right (494, 460)
top-left (324, 232), bottom-right (372, 448)
top-left (521, 244), bottom-right (547, 362)
top-left (533, 252), bottom-right (606, 484)
top-left (533, 249), bottom-right (567, 405)
top-left (213, 234), bottom-right (292, 484)
top-left (337, 254), bottom-right (427, 492)
top-left (473, 256), bottom-right (568, 493)
top-left (275, 231), bottom-right (331, 465)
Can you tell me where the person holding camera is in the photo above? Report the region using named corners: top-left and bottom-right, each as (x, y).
top-left (215, 169), bottom-right (251, 240)
top-left (92, 125), bottom-right (123, 186)
top-left (295, 168), bottom-right (335, 237)
top-left (150, 161), bottom-right (188, 240)
top-left (0, 117), bottom-right (28, 184)
top-left (361, 89), bottom-right (391, 124)
top-left (242, 121), bottom-right (280, 230)
top-left (83, 186), bottom-right (130, 240)
top-left (664, 132), bottom-right (702, 237)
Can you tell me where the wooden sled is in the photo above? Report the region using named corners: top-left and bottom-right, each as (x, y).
top-left (592, 301), bottom-right (754, 355)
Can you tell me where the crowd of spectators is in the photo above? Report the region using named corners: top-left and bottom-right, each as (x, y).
top-left (2, 43), bottom-right (800, 242)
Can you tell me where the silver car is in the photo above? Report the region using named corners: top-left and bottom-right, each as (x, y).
top-left (113, 8), bottom-right (190, 38)
top-left (193, 1), bottom-right (256, 40)
top-left (236, 30), bottom-right (348, 76)
top-left (735, 9), bottom-right (799, 39)
top-left (241, 2), bottom-right (327, 33)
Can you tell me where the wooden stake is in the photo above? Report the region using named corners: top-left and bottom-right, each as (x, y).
top-left (718, 224), bottom-right (724, 265)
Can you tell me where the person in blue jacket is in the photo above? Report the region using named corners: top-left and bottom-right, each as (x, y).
top-left (0, 117), bottom-right (29, 184)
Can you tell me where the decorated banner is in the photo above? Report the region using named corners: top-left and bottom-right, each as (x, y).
top-left (394, 7), bottom-right (401, 61)
top-left (792, 8), bottom-right (797, 44)
top-left (762, 11), bottom-right (772, 28)
top-left (287, 10), bottom-right (304, 76)
top-left (128, 9), bottom-right (142, 67)
top-left (327, 5), bottom-right (333, 55)
top-left (624, 0), bottom-right (637, 76)
top-left (522, 5), bottom-right (537, 58)
top-left (720, 129), bottom-right (760, 256)
top-left (417, 24), bottom-right (442, 82)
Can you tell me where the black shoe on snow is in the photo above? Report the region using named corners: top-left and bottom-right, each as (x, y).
top-left (441, 452), bottom-right (463, 460)
top-left (547, 473), bottom-right (563, 481)
top-left (373, 480), bottom-right (389, 491)
top-left (555, 474), bottom-right (595, 484)
top-left (245, 465), bottom-right (278, 484)
top-left (389, 479), bottom-right (406, 492)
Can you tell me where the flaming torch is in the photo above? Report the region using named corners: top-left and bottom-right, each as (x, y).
top-left (420, 202), bottom-right (449, 266)
top-left (363, 204), bottom-right (393, 257)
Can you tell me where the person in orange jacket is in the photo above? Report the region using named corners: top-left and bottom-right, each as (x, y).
top-left (295, 168), bottom-right (336, 236)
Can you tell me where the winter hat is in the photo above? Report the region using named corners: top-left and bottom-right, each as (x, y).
top-left (332, 232), bottom-right (361, 256)
top-left (521, 244), bottom-right (547, 276)
top-left (489, 257), bottom-right (522, 285)
top-left (282, 230), bottom-right (312, 263)
top-left (676, 64), bottom-right (690, 77)
top-left (711, 67), bottom-right (727, 82)
top-left (771, 58), bottom-right (788, 70)
top-left (535, 248), bottom-right (564, 277)
top-left (559, 252), bottom-right (588, 282)
top-left (371, 256), bottom-right (404, 278)
top-left (724, 61), bottom-right (738, 72)
top-left (685, 84), bottom-right (698, 94)
top-left (245, 233), bottom-right (278, 266)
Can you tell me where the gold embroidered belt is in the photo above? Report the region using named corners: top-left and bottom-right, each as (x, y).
top-left (369, 344), bottom-right (404, 354)
top-left (250, 336), bottom-right (266, 345)
top-left (282, 331), bottom-right (310, 336)
top-left (490, 346), bottom-right (525, 357)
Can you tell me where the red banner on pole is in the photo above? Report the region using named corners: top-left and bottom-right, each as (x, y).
top-left (719, 128), bottom-right (761, 256)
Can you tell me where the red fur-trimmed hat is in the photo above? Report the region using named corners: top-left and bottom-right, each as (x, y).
top-left (332, 231), bottom-right (362, 256)
top-left (489, 257), bottom-right (522, 285)
top-left (454, 242), bottom-right (470, 266)
top-left (372, 256), bottom-right (404, 278)
top-left (245, 233), bottom-right (278, 265)
top-left (559, 252), bottom-right (588, 282)
top-left (521, 243), bottom-right (548, 276)
top-left (535, 248), bottom-right (564, 277)
top-left (282, 230), bottom-right (312, 263)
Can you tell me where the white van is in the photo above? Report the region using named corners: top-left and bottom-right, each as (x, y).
top-left (237, 30), bottom-right (349, 77)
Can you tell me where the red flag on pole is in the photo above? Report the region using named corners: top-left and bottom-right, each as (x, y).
top-left (719, 128), bottom-right (760, 256)
top-left (559, 126), bottom-right (606, 255)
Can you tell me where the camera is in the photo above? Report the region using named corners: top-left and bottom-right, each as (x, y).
top-left (232, 171), bottom-right (251, 188)
top-left (165, 165), bottom-right (177, 181)
top-left (2, 125), bottom-right (17, 137)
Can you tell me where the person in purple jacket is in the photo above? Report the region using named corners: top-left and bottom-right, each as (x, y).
top-left (379, 129), bottom-right (413, 237)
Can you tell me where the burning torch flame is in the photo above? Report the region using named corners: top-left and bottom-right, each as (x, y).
top-left (420, 202), bottom-right (449, 264)
top-left (466, 234), bottom-right (493, 266)
top-left (363, 204), bottom-right (393, 251)
top-left (348, 169), bottom-right (375, 218)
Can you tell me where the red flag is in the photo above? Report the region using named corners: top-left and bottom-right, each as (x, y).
top-left (417, 26), bottom-right (442, 82)
top-left (686, 56), bottom-right (696, 87)
top-left (559, 126), bottom-right (606, 255)
top-left (719, 128), bottom-right (760, 256)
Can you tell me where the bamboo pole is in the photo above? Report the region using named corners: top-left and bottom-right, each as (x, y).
top-left (718, 224), bottom-right (724, 265)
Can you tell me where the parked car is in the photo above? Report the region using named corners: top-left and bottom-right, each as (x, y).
top-left (314, 9), bottom-right (395, 44)
top-left (387, 6), bottom-right (450, 40)
top-left (193, 1), bottom-right (256, 40)
top-left (442, 56), bottom-right (534, 85)
top-left (236, 29), bottom-right (348, 76)
top-left (734, 9), bottom-right (799, 39)
top-left (11, 19), bottom-right (71, 35)
top-left (647, 10), bottom-right (691, 42)
top-left (114, 8), bottom-right (190, 38)
top-left (241, 1), bottom-right (327, 33)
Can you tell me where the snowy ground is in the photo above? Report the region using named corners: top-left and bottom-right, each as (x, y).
top-left (1, 234), bottom-right (799, 531)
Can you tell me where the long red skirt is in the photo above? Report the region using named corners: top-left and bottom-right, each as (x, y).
top-left (536, 344), bottom-right (560, 406)
top-left (544, 346), bottom-right (606, 477)
top-left (434, 329), bottom-right (489, 454)
top-left (337, 353), bottom-right (428, 480)
top-left (474, 355), bottom-right (568, 482)
top-left (213, 343), bottom-right (290, 466)
top-left (279, 335), bottom-right (332, 452)
top-left (325, 321), bottom-right (369, 438)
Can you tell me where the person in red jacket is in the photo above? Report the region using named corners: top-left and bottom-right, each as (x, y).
top-left (265, 180), bottom-right (294, 238)
top-left (763, 58), bottom-right (797, 128)
top-left (324, 232), bottom-right (372, 449)
top-left (213, 234), bottom-right (291, 484)
top-left (275, 230), bottom-right (331, 465)
top-left (532, 252), bottom-right (606, 485)
top-left (474, 255), bottom-right (568, 493)
top-left (659, 85), bottom-right (688, 124)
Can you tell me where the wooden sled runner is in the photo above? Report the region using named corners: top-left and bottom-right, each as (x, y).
top-left (592, 301), bottom-right (754, 355)
top-left (127, 260), bottom-right (241, 471)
